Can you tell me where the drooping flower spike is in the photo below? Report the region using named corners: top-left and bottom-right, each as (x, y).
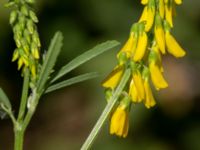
top-left (102, 0), bottom-right (186, 137)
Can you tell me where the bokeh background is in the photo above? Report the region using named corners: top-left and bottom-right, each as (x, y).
top-left (0, 0), bottom-right (200, 150)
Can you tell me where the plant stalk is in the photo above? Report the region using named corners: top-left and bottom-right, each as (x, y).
top-left (81, 69), bottom-right (131, 150)
top-left (17, 68), bottom-right (30, 122)
top-left (14, 128), bottom-right (25, 150)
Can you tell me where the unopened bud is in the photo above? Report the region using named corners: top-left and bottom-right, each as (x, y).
top-left (29, 10), bottom-right (38, 23)
top-left (9, 10), bottom-right (18, 25)
top-left (21, 5), bottom-right (29, 16)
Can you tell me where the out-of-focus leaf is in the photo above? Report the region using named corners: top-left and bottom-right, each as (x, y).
top-left (37, 31), bottom-right (63, 93)
top-left (0, 109), bottom-right (9, 119)
top-left (45, 72), bottom-right (99, 94)
top-left (0, 88), bottom-right (11, 109)
top-left (51, 40), bottom-right (120, 83)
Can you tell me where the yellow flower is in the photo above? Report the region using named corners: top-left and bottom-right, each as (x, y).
top-left (165, 31), bottom-right (186, 57)
top-left (133, 31), bottom-right (148, 61)
top-left (149, 62), bottom-right (168, 90)
top-left (129, 79), bottom-right (140, 103)
top-left (118, 32), bottom-right (136, 58)
top-left (144, 79), bottom-right (156, 108)
top-left (139, 6), bottom-right (155, 32)
top-left (165, 4), bottom-right (173, 27)
top-left (146, 6), bottom-right (155, 32)
top-left (159, 0), bottom-right (165, 19)
top-left (141, 0), bottom-right (148, 5)
top-left (132, 71), bottom-right (145, 100)
top-left (174, 0), bottom-right (182, 5)
top-left (102, 66), bottom-right (124, 89)
top-left (139, 6), bottom-right (148, 22)
top-left (154, 24), bottom-right (166, 54)
top-left (153, 44), bottom-right (164, 72)
top-left (110, 105), bottom-right (129, 138)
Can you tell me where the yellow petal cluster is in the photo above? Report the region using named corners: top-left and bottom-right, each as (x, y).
top-left (155, 25), bottom-right (165, 54)
top-left (144, 79), bottom-right (156, 108)
top-left (139, 5), bottom-right (155, 32)
top-left (129, 70), bottom-right (157, 109)
top-left (165, 31), bottom-right (186, 57)
top-left (118, 32), bottom-right (137, 58)
top-left (102, 66), bottom-right (124, 89)
top-left (102, 0), bottom-right (186, 138)
top-left (110, 106), bottom-right (129, 138)
top-left (149, 62), bottom-right (168, 90)
top-left (133, 31), bottom-right (148, 61)
top-left (165, 4), bottom-right (173, 27)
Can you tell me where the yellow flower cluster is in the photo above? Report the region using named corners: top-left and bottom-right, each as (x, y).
top-left (102, 0), bottom-right (186, 138)
top-left (9, 1), bottom-right (40, 81)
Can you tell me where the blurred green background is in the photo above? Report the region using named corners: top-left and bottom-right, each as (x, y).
top-left (0, 0), bottom-right (200, 150)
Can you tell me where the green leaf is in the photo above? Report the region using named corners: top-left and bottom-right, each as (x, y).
top-left (37, 31), bottom-right (63, 93)
top-left (51, 40), bottom-right (120, 83)
top-left (0, 88), bottom-right (11, 109)
top-left (45, 72), bottom-right (99, 94)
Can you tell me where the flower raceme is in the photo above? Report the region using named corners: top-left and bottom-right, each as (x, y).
top-left (102, 0), bottom-right (186, 138)
top-left (9, 2), bottom-right (41, 82)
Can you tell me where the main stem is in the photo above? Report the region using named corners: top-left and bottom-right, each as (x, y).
top-left (81, 69), bottom-right (131, 150)
top-left (14, 128), bottom-right (24, 150)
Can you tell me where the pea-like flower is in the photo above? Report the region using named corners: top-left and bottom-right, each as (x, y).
top-left (110, 105), bottom-right (129, 138)
top-left (149, 62), bottom-right (168, 90)
top-left (118, 32), bottom-right (137, 58)
top-left (132, 70), bottom-right (145, 101)
top-left (139, 3), bottom-right (155, 32)
top-left (102, 65), bottom-right (124, 89)
top-left (165, 31), bottom-right (186, 57)
top-left (133, 30), bottom-right (148, 61)
top-left (154, 14), bottom-right (166, 54)
top-left (144, 78), bottom-right (156, 108)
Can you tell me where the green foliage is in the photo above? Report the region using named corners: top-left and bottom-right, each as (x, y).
top-left (0, 88), bottom-right (11, 110)
top-left (37, 31), bottom-right (63, 93)
top-left (45, 72), bottom-right (99, 93)
top-left (51, 40), bottom-right (120, 83)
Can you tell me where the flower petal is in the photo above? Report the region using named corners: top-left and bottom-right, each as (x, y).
top-left (149, 62), bottom-right (168, 90)
top-left (133, 32), bottom-right (148, 61)
top-left (102, 66), bottom-right (124, 89)
top-left (165, 32), bottom-right (186, 57)
top-left (144, 79), bottom-right (156, 108)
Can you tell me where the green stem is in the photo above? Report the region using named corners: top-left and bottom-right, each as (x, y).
top-left (81, 69), bottom-right (131, 150)
top-left (14, 128), bottom-right (24, 150)
top-left (14, 91), bottom-right (40, 150)
top-left (22, 92), bottom-right (40, 131)
top-left (18, 68), bottom-right (30, 122)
